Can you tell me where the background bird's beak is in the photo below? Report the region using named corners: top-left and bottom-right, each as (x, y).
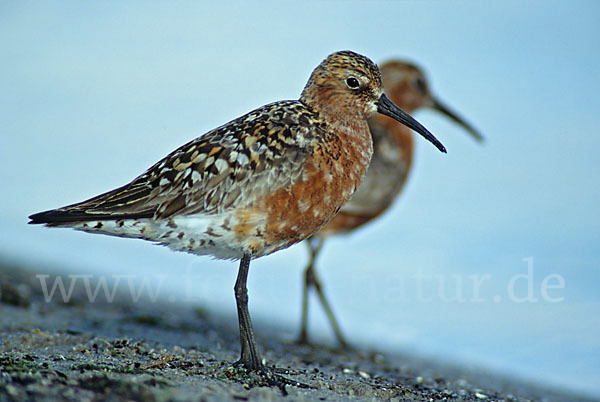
top-left (430, 98), bottom-right (484, 142)
top-left (377, 94), bottom-right (447, 153)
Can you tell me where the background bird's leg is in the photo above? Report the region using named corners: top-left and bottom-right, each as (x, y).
top-left (234, 254), bottom-right (262, 369)
top-left (299, 237), bottom-right (349, 348)
top-left (298, 238), bottom-right (322, 344)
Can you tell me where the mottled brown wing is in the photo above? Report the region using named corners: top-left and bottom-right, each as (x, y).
top-left (30, 101), bottom-right (323, 224)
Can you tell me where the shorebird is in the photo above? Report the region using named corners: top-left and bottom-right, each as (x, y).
top-left (29, 51), bottom-right (446, 388)
top-left (298, 60), bottom-right (482, 348)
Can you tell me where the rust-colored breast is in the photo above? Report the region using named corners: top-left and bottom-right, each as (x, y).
top-left (233, 123), bottom-right (372, 257)
top-left (318, 114), bottom-right (415, 236)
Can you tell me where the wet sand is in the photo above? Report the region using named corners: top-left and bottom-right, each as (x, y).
top-left (0, 259), bottom-right (591, 401)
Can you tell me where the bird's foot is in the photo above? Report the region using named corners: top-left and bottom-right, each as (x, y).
top-left (295, 332), bottom-right (351, 352)
top-left (228, 360), bottom-right (311, 394)
top-left (295, 331), bottom-right (311, 346)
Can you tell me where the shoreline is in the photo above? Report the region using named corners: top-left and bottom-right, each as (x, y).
top-left (0, 260), bottom-right (593, 401)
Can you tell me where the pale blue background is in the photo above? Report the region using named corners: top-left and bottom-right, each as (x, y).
top-left (1, 1), bottom-right (599, 398)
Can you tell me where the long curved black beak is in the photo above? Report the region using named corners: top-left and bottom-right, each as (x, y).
top-left (431, 98), bottom-right (484, 142)
top-left (376, 93), bottom-right (446, 153)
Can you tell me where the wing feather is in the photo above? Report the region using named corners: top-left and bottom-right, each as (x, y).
top-left (29, 101), bottom-right (323, 224)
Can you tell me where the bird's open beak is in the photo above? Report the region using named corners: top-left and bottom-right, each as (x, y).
top-left (430, 98), bottom-right (484, 142)
top-left (376, 94), bottom-right (446, 153)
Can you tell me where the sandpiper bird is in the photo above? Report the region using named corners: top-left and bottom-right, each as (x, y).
top-left (298, 60), bottom-right (482, 348)
top-left (29, 51), bottom-right (446, 387)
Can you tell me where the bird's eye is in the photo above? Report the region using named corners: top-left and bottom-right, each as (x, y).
top-left (345, 77), bottom-right (360, 89)
top-left (414, 77), bottom-right (427, 93)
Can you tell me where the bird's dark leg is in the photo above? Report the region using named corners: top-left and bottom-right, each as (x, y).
top-left (234, 253), bottom-right (262, 369)
top-left (233, 254), bottom-right (310, 393)
top-left (298, 237), bottom-right (349, 348)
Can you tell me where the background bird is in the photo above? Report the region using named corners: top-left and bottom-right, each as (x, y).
top-left (28, 51), bottom-right (446, 388)
top-left (298, 59), bottom-right (483, 348)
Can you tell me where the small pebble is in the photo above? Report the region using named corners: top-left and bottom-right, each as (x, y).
top-left (6, 384), bottom-right (19, 397)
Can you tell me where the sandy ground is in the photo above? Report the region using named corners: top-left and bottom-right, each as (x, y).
top-left (0, 259), bottom-right (593, 401)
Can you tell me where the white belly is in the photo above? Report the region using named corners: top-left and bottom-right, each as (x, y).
top-left (70, 213), bottom-right (250, 260)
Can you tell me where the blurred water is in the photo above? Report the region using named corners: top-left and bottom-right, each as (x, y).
top-left (2, 1), bottom-right (599, 399)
